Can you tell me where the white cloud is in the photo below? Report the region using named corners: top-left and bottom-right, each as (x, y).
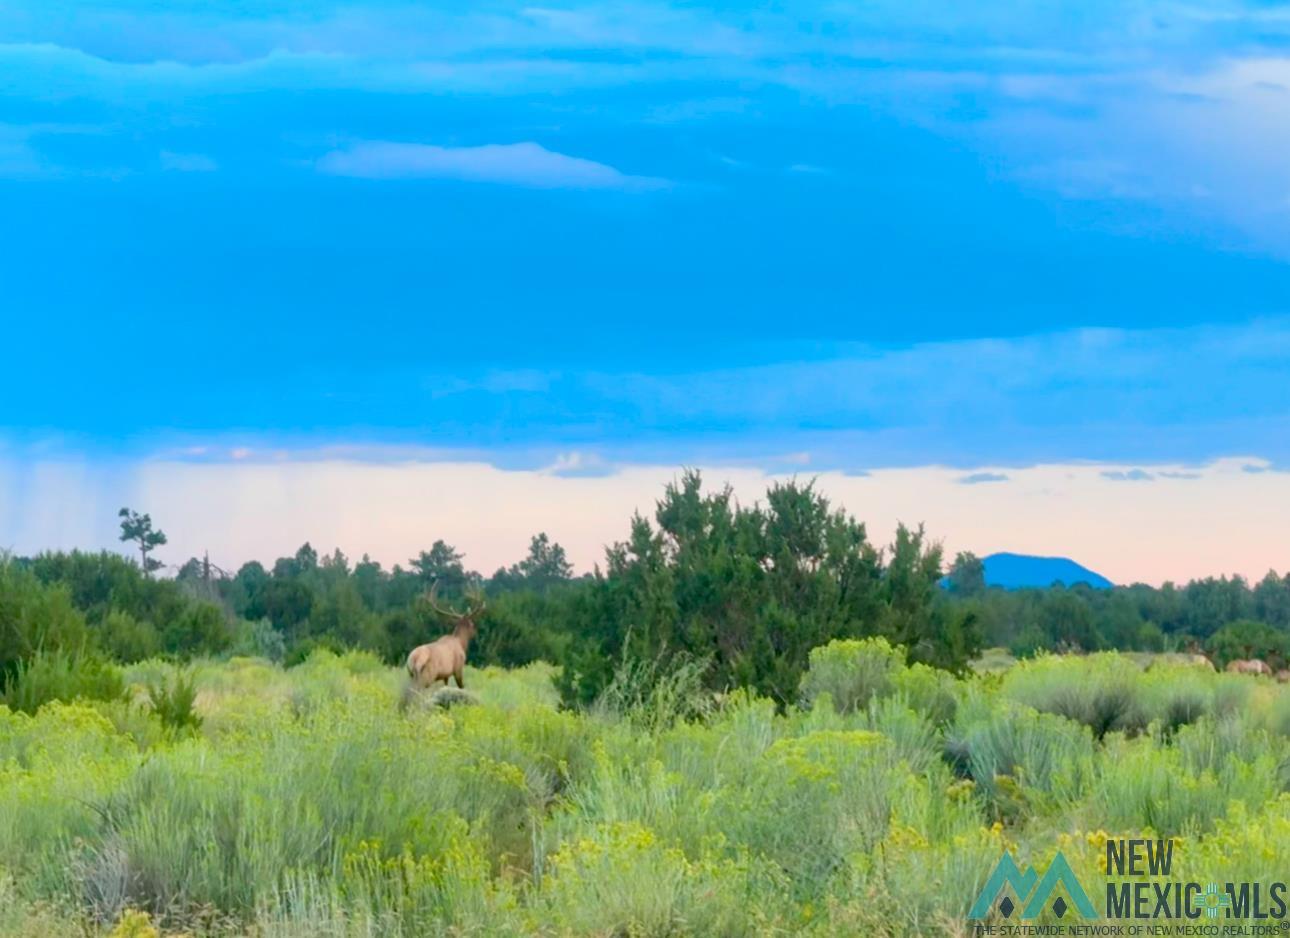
top-left (543, 451), bottom-right (616, 478)
top-left (786, 162), bottom-right (829, 174)
top-left (316, 140), bottom-right (667, 190)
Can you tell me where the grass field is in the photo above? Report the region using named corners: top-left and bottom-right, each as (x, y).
top-left (3, 643), bottom-right (1289, 936)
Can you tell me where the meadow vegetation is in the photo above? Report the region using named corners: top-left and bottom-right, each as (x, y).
top-left (9, 471), bottom-right (1290, 716)
top-left (5, 474), bottom-right (1290, 935)
top-left (3, 642), bottom-right (1290, 936)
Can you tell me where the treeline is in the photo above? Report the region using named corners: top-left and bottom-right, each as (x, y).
top-left (3, 470), bottom-right (1289, 708)
top-left (947, 556), bottom-right (1290, 666)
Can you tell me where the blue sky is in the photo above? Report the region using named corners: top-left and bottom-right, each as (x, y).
top-left (3, 0), bottom-right (1290, 472)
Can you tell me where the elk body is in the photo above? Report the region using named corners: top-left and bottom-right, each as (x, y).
top-left (406, 588), bottom-right (484, 692)
top-left (1225, 658), bottom-right (1273, 676)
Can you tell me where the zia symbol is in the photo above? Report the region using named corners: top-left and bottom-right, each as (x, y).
top-left (1190, 883), bottom-right (1232, 919)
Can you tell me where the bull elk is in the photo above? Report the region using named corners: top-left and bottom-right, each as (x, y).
top-left (406, 586), bottom-right (485, 693)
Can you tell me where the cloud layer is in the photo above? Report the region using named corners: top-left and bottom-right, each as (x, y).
top-left (5, 318), bottom-right (1290, 471)
top-left (4, 0), bottom-right (1290, 244)
top-left (3, 0), bottom-right (1290, 514)
top-left (317, 141), bottom-right (662, 189)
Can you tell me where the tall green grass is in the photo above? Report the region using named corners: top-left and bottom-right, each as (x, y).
top-left (2, 647), bottom-right (1290, 936)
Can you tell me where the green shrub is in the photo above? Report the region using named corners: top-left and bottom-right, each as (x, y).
top-left (799, 637), bottom-right (904, 714)
top-left (1094, 728), bottom-right (1283, 836)
top-left (591, 652), bottom-right (714, 730)
top-left (893, 661), bottom-right (962, 726)
top-left (1268, 692), bottom-right (1290, 738)
top-left (1002, 654), bottom-right (1149, 738)
top-left (1008, 624), bottom-right (1048, 659)
top-left (0, 558), bottom-right (89, 679)
top-left (860, 696), bottom-right (942, 774)
top-left (264, 836), bottom-right (519, 937)
top-left (146, 672), bottom-right (202, 733)
top-left (283, 635), bottom-right (346, 668)
top-left (96, 609), bottom-right (161, 663)
top-left (86, 698), bottom-right (170, 750)
top-left (161, 601), bottom-right (232, 656)
top-left (2, 649), bottom-right (126, 714)
top-left (229, 618), bottom-right (286, 662)
top-left (724, 729), bottom-right (914, 892)
top-left (1206, 619), bottom-right (1289, 670)
top-left (947, 697), bottom-right (1095, 814)
top-left (0, 700), bottom-right (140, 897)
top-left (1161, 688), bottom-right (1208, 735)
top-left (538, 821), bottom-right (769, 937)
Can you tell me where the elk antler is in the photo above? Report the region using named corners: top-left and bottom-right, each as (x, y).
top-left (424, 582), bottom-right (467, 620)
top-left (423, 582), bottom-right (487, 620)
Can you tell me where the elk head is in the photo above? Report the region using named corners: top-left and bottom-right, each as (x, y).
top-left (423, 583), bottom-right (486, 642)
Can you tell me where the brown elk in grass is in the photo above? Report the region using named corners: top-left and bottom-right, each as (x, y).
top-left (405, 586), bottom-right (485, 694)
top-left (1225, 658), bottom-right (1273, 676)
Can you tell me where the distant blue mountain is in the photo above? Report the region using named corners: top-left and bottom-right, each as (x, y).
top-left (981, 552), bottom-right (1113, 590)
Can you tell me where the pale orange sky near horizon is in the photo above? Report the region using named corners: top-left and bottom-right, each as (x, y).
top-left (1, 455), bottom-right (1286, 587)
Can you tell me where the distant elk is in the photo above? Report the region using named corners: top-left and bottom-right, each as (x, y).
top-left (1225, 658), bottom-right (1273, 677)
top-left (405, 586), bottom-right (485, 693)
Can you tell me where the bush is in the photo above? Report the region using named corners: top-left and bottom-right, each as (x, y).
top-left (893, 661), bottom-right (962, 726)
top-left (1094, 727), bottom-right (1283, 836)
top-left (1001, 654), bottom-right (1149, 738)
top-left (1207, 619), bottom-right (1289, 670)
top-left (860, 696), bottom-right (942, 774)
top-left (470, 590), bottom-right (566, 669)
top-left (284, 635), bottom-right (346, 668)
top-left (538, 822), bottom-right (762, 937)
top-left (2, 649), bottom-right (127, 714)
top-left (161, 601), bottom-right (232, 656)
top-left (591, 652), bottom-right (714, 730)
top-left (1268, 692), bottom-right (1290, 738)
top-left (146, 672), bottom-right (202, 733)
top-left (0, 558), bottom-right (89, 679)
top-left (26, 550), bottom-right (189, 633)
top-left (728, 729), bottom-right (914, 891)
top-left (1008, 624), bottom-right (1048, 659)
top-left (799, 638), bottom-right (904, 714)
top-left (229, 617), bottom-right (287, 662)
top-left (96, 609), bottom-right (161, 663)
top-left (946, 697), bottom-right (1096, 815)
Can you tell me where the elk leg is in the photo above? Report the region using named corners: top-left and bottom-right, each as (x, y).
top-left (454, 668), bottom-right (464, 689)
